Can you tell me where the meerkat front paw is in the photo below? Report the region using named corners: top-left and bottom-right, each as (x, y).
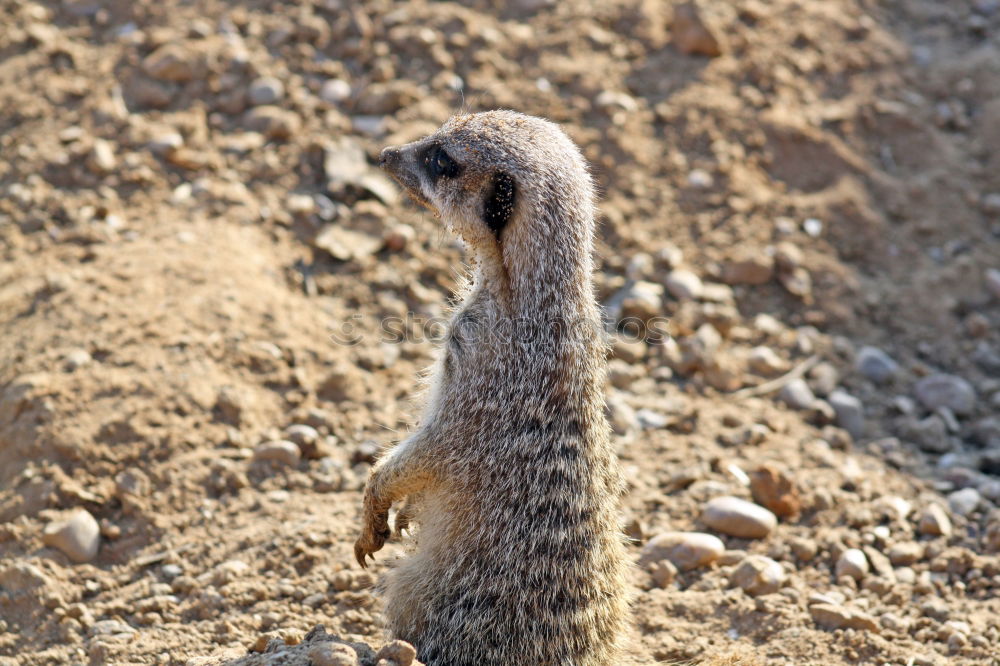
top-left (354, 511), bottom-right (390, 568)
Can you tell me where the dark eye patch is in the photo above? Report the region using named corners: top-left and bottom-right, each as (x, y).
top-left (483, 171), bottom-right (516, 239)
top-left (424, 145), bottom-right (460, 180)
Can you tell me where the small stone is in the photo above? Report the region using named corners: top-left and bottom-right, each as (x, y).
top-left (702, 496), bottom-right (777, 539)
top-left (730, 555), bottom-right (785, 596)
top-left (253, 440), bottom-right (302, 467)
top-left (142, 44), bottom-right (196, 82)
top-left (778, 378), bottom-right (815, 410)
top-left (63, 348), bottom-right (92, 371)
top-left (947, 487), bottom-right (981, 517)
top-left (747, 346), bottom-right (789, 376)
top-left (835, 548), bottom-right (869, 581)
top-left (810, 604), bottom-right (879, 632)
top-left (656, 243), bottom-right (684, 268)
top-left (807, 362), bottom-right (839, 397)
top-left (899, 414), bottom-right (952, 453)
top-left (308, 642), bottom-right (357, 666)
top-left (803, 218), bottom-right (823, 237)
top-left (687, 169), bottom-right (713, 188)
top-left (789, 537), bottom-right (818, 561)
top-left (649, 559), bottom-right (678, 588)
top-left (88, 139), bottom-right (116, 173)
top-left (384, 224), bottom-right (415, 252)
top-left (719, 254), bottom-right (773, 285)
top-left (914, 374), bottom-right (976, 415)
top-left (828, 390), bottom-right (864, 439)
top-left (612, 336), bottom-right (647, 364)
top-left (749, 465), bottom-right (800, 518)
top-left (638, 532), bottom-right (724, 571)
top-left (985, 268), bottom-right (1000, 300)
top-left (887, 541), bottom-right (922, 566)
top-left (319, 79), bottom-right (352, 104)
top-left (855, 346), bottom-right (899, 383)
top-left (773, 242), bottom-right (802, 270)
top-left (672, 1), bottom-right (725, 56)
top-left (248, 77), bottom-right (285, 106)
top-left (314, 226), bottom-right (383, 262)
top-left (43, 510), bottom-right (100, 563)
top-left (664, 269), bottom-right (703, 301)
top-left (919, 504), bottom-right (953, 537)
top-left (244, 106), bottom-right (301, 140)
top-left (376, 640), bottom-right (417, 666)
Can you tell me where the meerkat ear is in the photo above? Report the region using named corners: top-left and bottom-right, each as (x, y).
top-left (482, 171), bottom-right (516, 239)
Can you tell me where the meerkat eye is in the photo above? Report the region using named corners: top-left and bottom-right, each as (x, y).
top-left (426, 146), bottom-right (460, 180)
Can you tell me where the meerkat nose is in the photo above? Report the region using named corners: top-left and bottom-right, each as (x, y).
top-left (379, 146), bottom-right (401, 169)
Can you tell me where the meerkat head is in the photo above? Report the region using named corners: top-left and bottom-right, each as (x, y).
top-left (379, 111), bottom-right (596, 291)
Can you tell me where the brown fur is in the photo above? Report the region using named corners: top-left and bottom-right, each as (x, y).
top-left (354, 111), bottom-right (630, 665)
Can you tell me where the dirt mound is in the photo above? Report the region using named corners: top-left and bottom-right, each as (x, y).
top-left (1, 0), bottom-right (998, 665)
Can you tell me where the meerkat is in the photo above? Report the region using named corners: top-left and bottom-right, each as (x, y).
top-left (354, 110), bottom-right (629, 666)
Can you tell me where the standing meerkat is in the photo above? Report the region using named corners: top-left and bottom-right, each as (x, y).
top-left (354, 110), bottom-right (630, 665)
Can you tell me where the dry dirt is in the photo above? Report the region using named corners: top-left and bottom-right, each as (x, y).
top-left (1, 1), bottom-right (1000, 665)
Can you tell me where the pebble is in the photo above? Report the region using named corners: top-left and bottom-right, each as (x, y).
top-left (778, 378), bottom-right (815, 410)
top-left (319, 79), bottom-right (352, 104)
top-left (142, 44), bottom-right (197, 82)
top-left (248, 77), bottom-right (285, 106)
top-left (664, 269), bottom-right (703, 301)
top-left (639, 531), bottom-right (724, 571)
top-left (914, 374), bottom-right (976, 415)
top-left (672, 1), bottom-right (725, 56)
top-left (835, 548), bottom-right (869, 581)
top-left (43, 510), bottom-right (101, 563)
top-left (244, 106), bottom-right (301, 140)
top-left (649, 559), bottom-right (678, 588)
top-left (730, 555), bottom-right (785, 596)
top-left (918, 504), bottom-right (953, 537)
top-left (887, 541), bottom-right (922, 566)
top-left (719, 254), bottom-right (774, 285)
top-left (88, 139), bottom-right (116, 173)
top-left (376, 640), bottom-right (417, 666)
top-left (747, 346), bottom-right (789, 375)
top-left (809, 604), bottom-right (879, 632)
top-left (308, 643), bottom-right (357, 666)
top-left (63, 348), bottom-right (92, 371)
top-left (702, 496), bottom-right (777, 538)
top-left (253, 440), bottom-right (302, 467)
top-left (855, 346), bottom-right (899, 383)
top-left (748, 465), bottom-right (800, 518)
top-left (985, 268), bottom-right (1000, 300)
top-left (899, 415), bottom-right (951, 453)
top-left (828, 389), bottom-right (864, 439)
top-left (947, 487), bottom-right (981, 517)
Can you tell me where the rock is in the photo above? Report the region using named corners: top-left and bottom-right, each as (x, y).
top-left (828, 390), bottom-right (864, 439)
top-left (314, 225), bottom-right (383, 262)
top-left (664, 269), bottom-right (703, 301)
top-left (247, 77), bottom-right (285, 106)
top-left (702, 496), bottom-right (777, 538)
top-left (747, 346), bottom-right (789, 376)
top-left (855, 346), bottom-right (899, 383)
top-left (914, 374), bottom-right (976, 415)
top-left (324, 137), bottom-right (399, 205)
top-left (778, 267), bottom-right (812, 297)
top-left (810, 604), bottom-right (879, 632)
top-left (639, 531), bottom-right (724, 571)
top-left (285, 424), bottom-right (324, 459)
top-left (43, 510), bottom-right (100, 563)
top-left (749, 465), bottom-right (800, 518)
top-left (88, 139), bottom-right (116, 173)
top-left (384, 224), bottom-right (415, 252)
top-left (649, 559), bottom-right (678, 588)
top-left (63, 348), bottom-right (92, 371)
top-left (672, 1), bottom-right (725, 57)
top-left (730, 555), bottom-right (785, 596)
top-left (835, 548), bottom-right (869, 581)
top-left (719, 254), bottom-right (773, 285)
top-left (985, 268), bottom-right (1000, 300)
top-left (319, 79), bottom-right (352, 104)
top-left (898, 414), bottom-right (952, 453)
top-left (619, 281), bottom-right (664, 322)
top-left (919, 504), bottom-right (953, 537)
top-left (308, 643), bottom-right (358, 666)
top-left (656, 243), bottom-right (684, 268)
top-left (253, 440), bottom-right (302, 467)
top-left (143, 44), bottom-right (197, 82)
top-left (115, 469), bottom-right (150, 498)
top-left (887, 541), bottom-right (922, 566)
top-left (778, 379), bottom-right (815, 410)
top-left (773, 242), bottom-right (802, 270)
top-left (612, 335), bottom-right (646, 364)
top-left (244, 106), bottom-right (301, 140)
top-left (807, 362), bottom-right (839, 397)
top-left (376, 640), bottom-right (417, 666)
top-left (947, 487), bottom-right (981, 517)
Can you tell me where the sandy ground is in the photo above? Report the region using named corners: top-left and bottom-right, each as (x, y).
top-left (1, 1), bottom-right (999, 665)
